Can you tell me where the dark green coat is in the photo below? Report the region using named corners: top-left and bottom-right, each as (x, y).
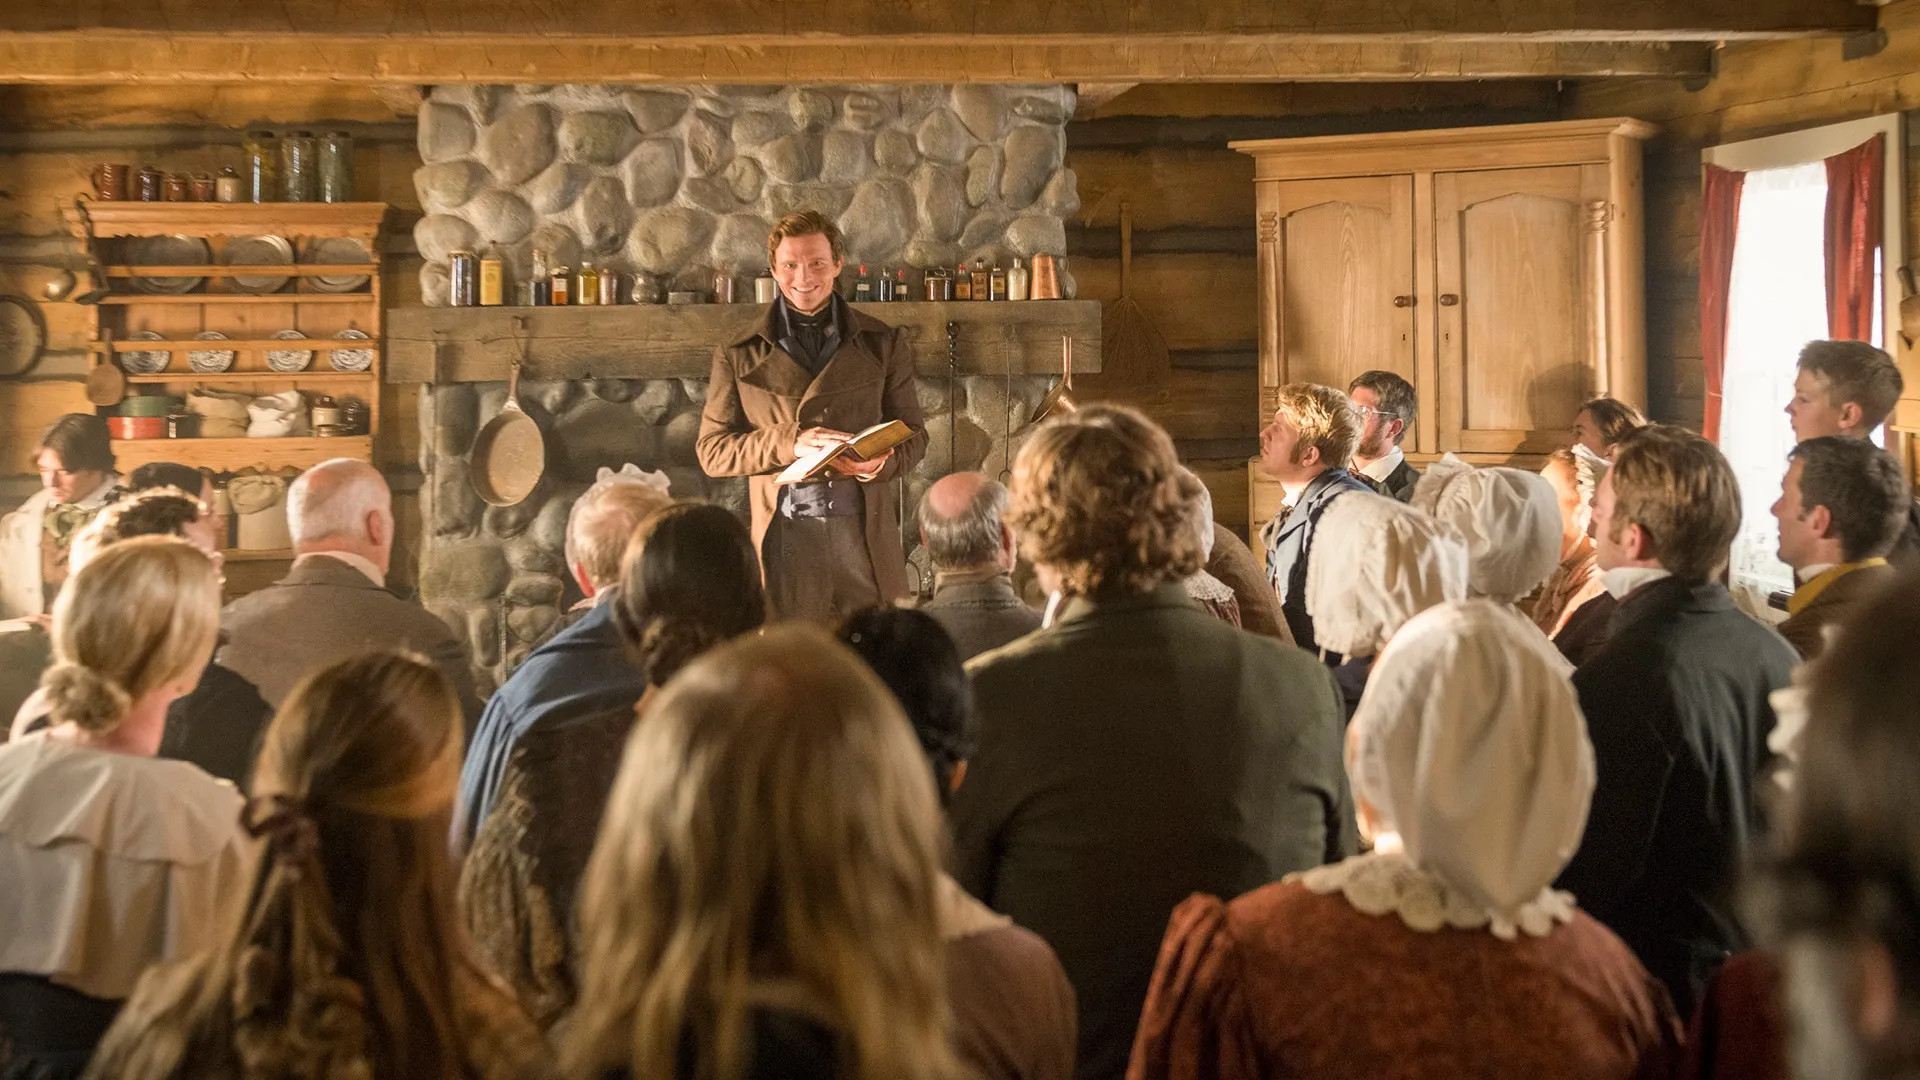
top-left (951, 584), bottom-right (1355, 1080)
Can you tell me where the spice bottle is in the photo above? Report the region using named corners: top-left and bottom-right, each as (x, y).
top-left (954, 262), bottom-right (972, 301)
top-left (854, 265), bottom-right (873, 303)
top-left (876, 265), bottom-right (894, 302)
top-left (530, 249), bottom-right (551, 306)
top-left (989, 263), bottom-right (1008, 301)
top-left (576, 262), bottom-right (600, 306)
top-left (970, 260), bottom-right (989, 302)
top-left (1008, 258), bottom-right (1031, 301)
top-left (895, 267), bottom-right (909, 301)
top-left (552, 266), bottom-right (572, 306)
top-left (478, 247), bottom-right (504, 306)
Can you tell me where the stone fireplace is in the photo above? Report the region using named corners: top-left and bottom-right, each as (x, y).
top-left (402, 82), bottom-right (1091, 694)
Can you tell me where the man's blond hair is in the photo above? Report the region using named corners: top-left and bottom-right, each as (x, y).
top-left (1273, 382), bottom-right (1362, 471)
top-left (766, 210), bottom-right (845, 267)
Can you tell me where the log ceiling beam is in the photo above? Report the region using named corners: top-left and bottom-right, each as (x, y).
top-left (0, 34), bottom-right (1720, 84)
top-left (0, 1), bottom-right (1875, 41)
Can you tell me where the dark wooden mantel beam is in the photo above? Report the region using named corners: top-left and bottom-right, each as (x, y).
top-left (386, 302), bottom-right (1102, 385)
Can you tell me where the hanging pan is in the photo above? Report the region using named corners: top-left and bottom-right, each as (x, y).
top-left (469, 321), bottom-right (547, 506)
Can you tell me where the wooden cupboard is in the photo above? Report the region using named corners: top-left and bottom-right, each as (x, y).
top-left (1233, 118), bottom-right (1656, 531)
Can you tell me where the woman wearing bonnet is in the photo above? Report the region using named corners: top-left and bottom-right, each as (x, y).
top-left (1127, 600), bottom-right (1680, 1080)
top-left (0, 537), bottom-right (250, 1079)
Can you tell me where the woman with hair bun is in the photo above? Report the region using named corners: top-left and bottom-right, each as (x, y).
top-left (0, 536), bottom-right (249, 1079)
top-left (85, 650), bottom-right (547, 1080)
top-left (461, 500), bottom-right (766, 1027)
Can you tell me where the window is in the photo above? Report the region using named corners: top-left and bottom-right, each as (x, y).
top-left (1704, 115), bottom-right (1904, 604)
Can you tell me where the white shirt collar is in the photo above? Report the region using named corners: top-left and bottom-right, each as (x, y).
top-left (1794, 563), bottom-right (1836, 584)
top-left (294, 550), bottom-right (385, 588)
top-left (1600, 565), bottom-right (1672, 600)
top-left (1356, 448), bottom-right (1405, 484)
top-left (71, 474), bottom-right (121, 509)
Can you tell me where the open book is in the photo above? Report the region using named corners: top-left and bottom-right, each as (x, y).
top-left (775, 419), bottom-right (915, 485)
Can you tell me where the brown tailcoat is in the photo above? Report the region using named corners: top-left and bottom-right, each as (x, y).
top-left (696, 302), bottom-right (927, 604)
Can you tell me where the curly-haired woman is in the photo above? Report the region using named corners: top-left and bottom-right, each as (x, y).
top-left (83, 652), bottom-right (547, 1080)
top-left (950, 403), bottom-right (1355, 1080)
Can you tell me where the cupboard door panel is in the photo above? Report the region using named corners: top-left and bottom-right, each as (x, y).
top-left (1256, 176), bottom-right (1415, 419)
top-left (1435, 164), bottom-right (1611, 456)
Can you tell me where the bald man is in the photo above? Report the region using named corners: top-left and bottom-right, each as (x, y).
top-left (916, 472), bottom-right (1041, 659)
top-left (219, 458), bottom-right (482, 723)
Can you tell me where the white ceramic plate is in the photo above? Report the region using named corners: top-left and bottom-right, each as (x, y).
top-left (328, 327), bottom-right (373, 372)
top-left (123, 330), bottom-right (170, 374)
top-left (188, 330), bottom-right (235, 373)
top-left (265, 329), bottom-right (312, 373)
top-left (223, 235), bottom-right (294, 294)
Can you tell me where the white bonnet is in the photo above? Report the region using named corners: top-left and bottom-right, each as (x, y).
top-left (1347, 599), bottom-right (1594, 918)
top-left (1305, 492), bottom-right (1470, 658)
top-left (1411, 455), bottom-right (1562, 603)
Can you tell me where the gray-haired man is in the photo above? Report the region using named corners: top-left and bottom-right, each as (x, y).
top-left (917, 472), bottom-right (1041, 659)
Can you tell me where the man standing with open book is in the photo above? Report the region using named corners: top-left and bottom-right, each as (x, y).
top-left (697, 211), bottom-right (927, 623)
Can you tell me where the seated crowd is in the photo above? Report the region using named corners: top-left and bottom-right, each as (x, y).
top-left (1, 337), bottom-right (1918, 1080)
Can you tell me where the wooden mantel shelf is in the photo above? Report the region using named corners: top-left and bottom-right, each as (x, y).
top-left (385, 301), bottom-right (1102, 384)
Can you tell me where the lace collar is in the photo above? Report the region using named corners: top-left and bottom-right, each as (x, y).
top-left (1289, 852), bottom-right (1577, 941)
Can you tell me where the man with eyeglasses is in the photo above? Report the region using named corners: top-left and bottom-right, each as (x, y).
top-left (1347, 370), bottom-right (1420, 503)
top-left (697, 210), bottom-right (927, 623)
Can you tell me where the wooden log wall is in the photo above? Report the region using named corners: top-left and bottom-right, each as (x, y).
top-left (1062, 81), bottom-right (1561, 532)
top-left (1569, 0), bottom-right (1920, 435)
top-left (0, 84), bottom-right (427, 583)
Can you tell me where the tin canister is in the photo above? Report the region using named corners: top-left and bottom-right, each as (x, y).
top-left (754, 276), bottom-right (778, 304)
top-left (598, 268), bottom-right (620, 306)
top-left (478, 254), bottom-right (504, 306)
top-left (449, 250), bottom-right (478, 307)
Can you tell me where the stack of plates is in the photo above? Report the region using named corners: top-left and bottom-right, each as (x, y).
top-left (223, 235), bottom-right (294, 294)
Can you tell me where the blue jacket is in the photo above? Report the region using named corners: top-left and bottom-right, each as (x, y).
top-left (1260, 467), bottom-right (1374, 656)
top-left (451, 600), bottom-right (648, 853)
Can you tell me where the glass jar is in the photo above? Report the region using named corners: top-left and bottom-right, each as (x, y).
top-left (215, 166), bottom-right (242, 203)
top-left (279, 130), bottom-right (316, 202)
top-left (318, 131), bottom-right (354, 203)
top-left (243, 130), bottom-right (277, 202)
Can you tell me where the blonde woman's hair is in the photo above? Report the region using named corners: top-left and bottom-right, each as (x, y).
top-left (41, 535), bottom-right (219, 735)
top-left (85, 652), bottom-right (544, 1080)
top-left (562, 624), bottom-right (966, 1080)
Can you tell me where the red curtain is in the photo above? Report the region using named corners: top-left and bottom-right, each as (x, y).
top-left (1824, 133), bottom-right (1885, 341)
top-left (1700, 165), bottom-right (1746, 444)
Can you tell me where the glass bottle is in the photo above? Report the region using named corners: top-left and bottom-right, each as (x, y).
top-left (530, 248), bottom-right (551, 305)
top-left (279, 130), bottom-right (316, 202)
top-left (552, 266), bottom-right (572, 306)
top-left (970, 260), bottom-right (989, 302)
top-left (953, 262), bottom-right (971, 301)
top-left (895, 267), bottom-right (909, 301)
top-left (575, 262), bottom-right (600, 306)
top-left (1008, 257), bottom-right (1031, 301)
top-left (853, 264), bottom-right (873, 303)
top-left (318, 131), bottom-right (354, 203)
top-left (243, 130), bottom-right (277, 202)
top-left (876, 265), bottom-right (893, 302)
top-left (989, 263), bottom-right (1008, 301)
top-left (215, 166), bottom-right (242, 203)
